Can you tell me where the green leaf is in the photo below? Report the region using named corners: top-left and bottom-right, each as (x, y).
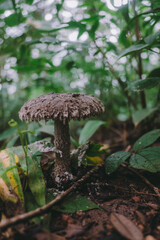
top-left (36, 125), bottom-right (54, 135)
top-left (53, 194), bottom-right (99, 213)
top-left (132, 108), bottom-right (157, 125)
top-left (130, 147), bottom-right (160, 172)
top-left (0, 165), bottom-right (19, 178)
top-left (27, 150), bottom-right (46, 207)
top-left (6, 135), bottom-right (18, 148)
top-left (119, 43), bottom-right (149, 58)
top-left (133, 129), bottom-right (160, 152)
top-left (24, 189), bottom-right (43, 224)
top-left (26, 0), bottom-right (34, 4)
top-left (148, 68), bottom-right (160, 78)
top-left (144, 30), bottom-right (160, 45)
top-left (89, 20), bottom-right (99, 39)
top-left (4, 13), bottom-right (26, 27)
top-left (130, 77), bottom-right (160, 90)
top-left (86, 142), bottom-right (106, 157)
top-left (79, 120), bottom-right (106, 145)
top-left (105, 151), bottom-right (131, 174)
top-left (118, 4), bottom-right (129, 23)
top-left (0, 127), bottom-right (17, 141)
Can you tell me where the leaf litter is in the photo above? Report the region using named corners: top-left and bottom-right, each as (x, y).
top-left (1, 127), bottom-right (160, 239)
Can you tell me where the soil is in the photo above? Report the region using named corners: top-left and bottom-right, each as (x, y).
top-left (1, 121), bottom-right (160, 240)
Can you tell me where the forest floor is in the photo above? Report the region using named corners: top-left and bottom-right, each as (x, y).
top-left (1, 122), bottom-right (160, 240)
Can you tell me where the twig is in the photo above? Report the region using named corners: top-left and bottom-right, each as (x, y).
top-left (128, 168), bottom-right (160, 199)
top-left (0, 165), bottom-right (102, 231)
top-left (107, 183), bottom-right (158, 197)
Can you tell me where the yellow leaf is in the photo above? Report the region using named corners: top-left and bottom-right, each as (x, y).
top-left (0, 150), bottom-right (24, 203)
top-left (85, 155), bottom-right (103, 165)
top-left (0, 178), bottom-right (17, 203)
top-left (14, 154), bottom-right (19, 164)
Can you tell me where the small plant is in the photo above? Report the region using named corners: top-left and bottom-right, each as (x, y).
top-left (105, 129), bottom-right (160, 175)
top-left (8, 119), bottom-right (34, 175)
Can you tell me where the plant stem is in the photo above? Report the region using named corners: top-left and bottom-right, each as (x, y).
top-left (133, 0), bottom-right (146, 109)
top-left (17, 126), bottom-right (28, 176)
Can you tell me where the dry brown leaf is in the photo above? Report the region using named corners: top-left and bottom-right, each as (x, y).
top-left (136, 211), bottom-right (146, 225)
top-left (0, 178), bottom-right (17, 202)
top-left (110, 213), bottom-right (144, 240)
top-left (65, 223), bottom-right (85, 238)
top-left (145, 235), bottom-right (156, 240)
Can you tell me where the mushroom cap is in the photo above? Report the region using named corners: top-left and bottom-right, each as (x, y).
top-left (19, 93), bottom-right (105, 122)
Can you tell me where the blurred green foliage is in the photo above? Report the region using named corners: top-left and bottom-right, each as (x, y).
top-left (0, 0), bottom-right (160, 146)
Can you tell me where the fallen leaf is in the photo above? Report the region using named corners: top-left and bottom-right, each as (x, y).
top-left (136, 211), bottom-right (146, 225)
top-left (145, 235), bottom-right (156, 240)
top-left (65, 224), bottom-right (85, 238)
top-left (0, 178), bottom-right (17, 203)
top-left (110, 213), bottom-right (144, 240)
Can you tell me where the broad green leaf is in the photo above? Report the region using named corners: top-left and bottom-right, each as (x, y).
top-left (24, 189), bottom-right (43, 224)
top-left (132, 108), bottom-right (157, 125)
top-left (79, 120), bottom-right (106, 145)
top-left (10, 144), bottom-right (46, 206)
top-left (105, 151), bottom-right (131, 174)
top-left (4, 13), bottom-right (26, 27)
top-left (119, 43), bottom-right (149, 58)
top-left (130, 77), bottom-right (160, 90)
top-left (130, 147), bottom-right (160, 172)
top-left (53, 194), bottom-right (99, 213)
top-left (148, 68), bottom-right (160, 78)
top-left (36, 125), bottom-right (54, 135)
top-left (27, 150), bottom-right (46, 207)
top-left (0, 165), bottom-right (19, 178)
top-left (0, 127), bottom-right (17, 141)
top-left (6, 135), bottom-right (18, 148)
top-left (133, 129), bottom-right (160, 152)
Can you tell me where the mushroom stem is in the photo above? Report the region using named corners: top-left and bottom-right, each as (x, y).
top-left (53, 120), bottom-right (72, 184)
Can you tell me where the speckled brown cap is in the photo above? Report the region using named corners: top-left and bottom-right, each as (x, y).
top-left (19, 93), bottom-right (105, 122)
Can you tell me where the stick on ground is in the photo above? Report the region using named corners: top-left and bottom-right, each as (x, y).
top-left (0, 165), bottom-right (101, 231)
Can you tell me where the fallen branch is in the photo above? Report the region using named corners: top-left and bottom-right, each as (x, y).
top-left (0, 165), bottom-right (101, 231)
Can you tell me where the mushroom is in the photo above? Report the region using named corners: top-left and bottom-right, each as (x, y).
top-left (19, 93), bottom-right (104, 186)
